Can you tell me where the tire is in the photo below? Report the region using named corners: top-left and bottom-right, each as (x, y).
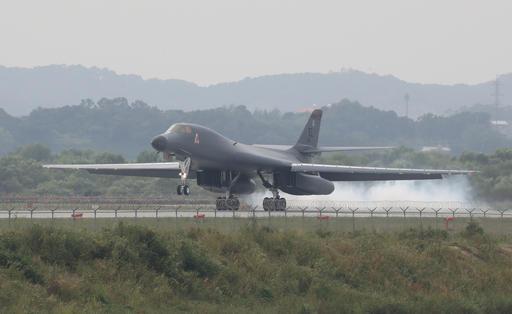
top-left (216, 198), bottom-right (227, 211)
top-left (277, 198), bottom-right (286, 211)
top-left (183, 185), bottom-right (190, 195)
top-left (177, 185), bottom-right (183, 195)
top-left (263, 197), bottom-right (269, 211)
top-left (227, 198), bottom-right (238, 211)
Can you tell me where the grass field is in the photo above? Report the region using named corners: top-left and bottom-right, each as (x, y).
top-left (2, 219), bottom-right (512, 313)
top-left (2, 216), bottom-right (512, 235)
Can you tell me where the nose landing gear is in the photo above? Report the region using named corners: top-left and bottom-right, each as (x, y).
top-left (177, 184), bottom-right (190, 195)
top-left (177, 157), bottom-right (191, 196)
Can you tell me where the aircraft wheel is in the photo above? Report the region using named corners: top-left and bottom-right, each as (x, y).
top-left (216, 198), bottom-right (227, 211)
top-left (177, 185), bottom-right (184, 195)
top-left (227, 197), bottom-right (240, 211)
top-left (267, 198), bottom-right (276, 212)
top-left (263, 197), bottom-right (270, 211)
top-left (183, 185), bottom-right (190, 196)
top-left (276, 198), bottom-right (286, 211)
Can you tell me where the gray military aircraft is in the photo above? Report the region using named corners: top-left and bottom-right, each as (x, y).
top-left (44, 109), bottom-right (473, 211)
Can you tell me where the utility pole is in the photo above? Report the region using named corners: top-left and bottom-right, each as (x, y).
top-left (404, 93), bottom-right (410, 118)
top-left (491, 75), bottom-right (502, 120)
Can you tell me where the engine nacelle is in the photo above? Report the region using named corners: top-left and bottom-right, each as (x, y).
top-left (276, 172), bottom-right (334, 195)
top-left (196, 170), bottom-right (257, 194)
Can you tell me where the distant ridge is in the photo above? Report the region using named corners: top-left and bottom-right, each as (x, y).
top-left (0, 65), bottom-right (510, 116)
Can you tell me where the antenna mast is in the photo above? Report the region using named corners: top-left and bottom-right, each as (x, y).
top-left (491, 75), bottom-right (502, 120)
top-left (404, 93), bottom-right (410, 118)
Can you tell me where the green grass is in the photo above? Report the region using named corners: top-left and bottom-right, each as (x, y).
top-left (2, 216), bottom-right (512, 235)
top-left (1, 221), bottom-right (512, 313)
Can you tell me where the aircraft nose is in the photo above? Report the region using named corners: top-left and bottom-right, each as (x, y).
top-left (151, 135), bottom-right (167, 151)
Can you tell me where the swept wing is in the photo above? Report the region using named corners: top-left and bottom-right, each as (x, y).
top-left (43, 162), bottom-right (185, 178)
top-left (291, 163), bottom-right (476, 181)
top-left (253, 144), bottom-right (393, 153)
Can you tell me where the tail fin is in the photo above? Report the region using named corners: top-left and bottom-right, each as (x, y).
top-left (294, 109), bottom-right (322, 150)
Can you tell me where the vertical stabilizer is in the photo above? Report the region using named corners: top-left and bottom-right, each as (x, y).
top-left (294, 109), bottom-right (322, 150)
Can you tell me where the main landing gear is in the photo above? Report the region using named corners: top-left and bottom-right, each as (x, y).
top-left (215, 172), bottom-right (242, 211)
top-left (216, 196), bottom-right (240, 211)
top-left (258, 171), bottom-right (287, 211)
top-left (177, 157), bottom-right (191, 196)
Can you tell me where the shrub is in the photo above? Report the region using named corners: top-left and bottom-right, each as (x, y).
top-left (464, 221), bottom-right (484, 237)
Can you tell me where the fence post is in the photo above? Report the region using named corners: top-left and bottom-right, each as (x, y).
top-left (251, 205), bottom-right (257, 220)
top-left (431, 208), bottom-right (442, 229)
top-left (51, 208), bottom-right (57, 220)
top-left (384, 207), bottom-right (392, 218)
top-left (449, 208), bottom-right (458, 218)
top-left (155, 206), bottom-right (161, 220)
top-left (349, 207), bottom-right (359, 233)
top-left (416, 207), bottom-right (426, 229)
top-left (299, 207), bottom-right (307, 219)
top-left (480, 208), bottom-right (489, 218)
top-left (465, 208), bottom-right (475, 221)
top-left (400, 206), bottom-right (409, 219)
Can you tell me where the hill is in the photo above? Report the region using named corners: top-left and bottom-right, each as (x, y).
top-left (0, 99), bottom-right (510, 157)
top-left (1, 65), bottom-right (510, 117)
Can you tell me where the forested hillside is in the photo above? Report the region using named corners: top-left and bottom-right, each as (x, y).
top-left (1, 65), bottom-right (511, 117)
top-left (1, 98), bottom-right (510, 158)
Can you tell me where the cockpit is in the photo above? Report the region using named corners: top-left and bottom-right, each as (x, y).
top-left (166, 124), bottom-right (193, 134)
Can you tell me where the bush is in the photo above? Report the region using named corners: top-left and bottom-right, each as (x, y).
top-left (464, 221), bottom-right (484, 237)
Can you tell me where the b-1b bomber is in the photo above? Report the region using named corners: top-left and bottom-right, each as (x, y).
top-left (44, 110), bottom-right (473, 211)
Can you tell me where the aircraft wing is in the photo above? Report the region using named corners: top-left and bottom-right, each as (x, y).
top-left (300, 146), bottom-right (394, 153)
top-left (290, 163), bottom-right (475, 181)
top-left (43, 162), bottom-right (187, 178)
top-left (253, 144), bottom-right (393, 153)
top-left (252, 144), bottom-right (292, 151)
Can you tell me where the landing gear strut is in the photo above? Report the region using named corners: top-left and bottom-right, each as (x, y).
top-left (258, 171), bottom-right (287, 211)
top-left (177, 157), bottom-right (191, 196)
top-left (215, 172), bottom-right (242, 211)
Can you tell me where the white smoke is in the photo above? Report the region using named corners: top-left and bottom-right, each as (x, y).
top-left (241, 176), bottom-right (476, 208)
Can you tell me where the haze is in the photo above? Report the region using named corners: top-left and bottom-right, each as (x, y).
top-left (1, 0), bottom-right (511, 85)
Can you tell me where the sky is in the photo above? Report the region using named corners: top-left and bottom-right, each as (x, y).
top-left (1, 0), bottom-right (511, 85)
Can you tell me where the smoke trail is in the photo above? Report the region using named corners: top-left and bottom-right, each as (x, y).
top-left (241, 176), bottom-right (474, 207)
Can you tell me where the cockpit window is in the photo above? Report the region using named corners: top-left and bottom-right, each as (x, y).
top-left (167, 124), bottom-right (193, 134)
